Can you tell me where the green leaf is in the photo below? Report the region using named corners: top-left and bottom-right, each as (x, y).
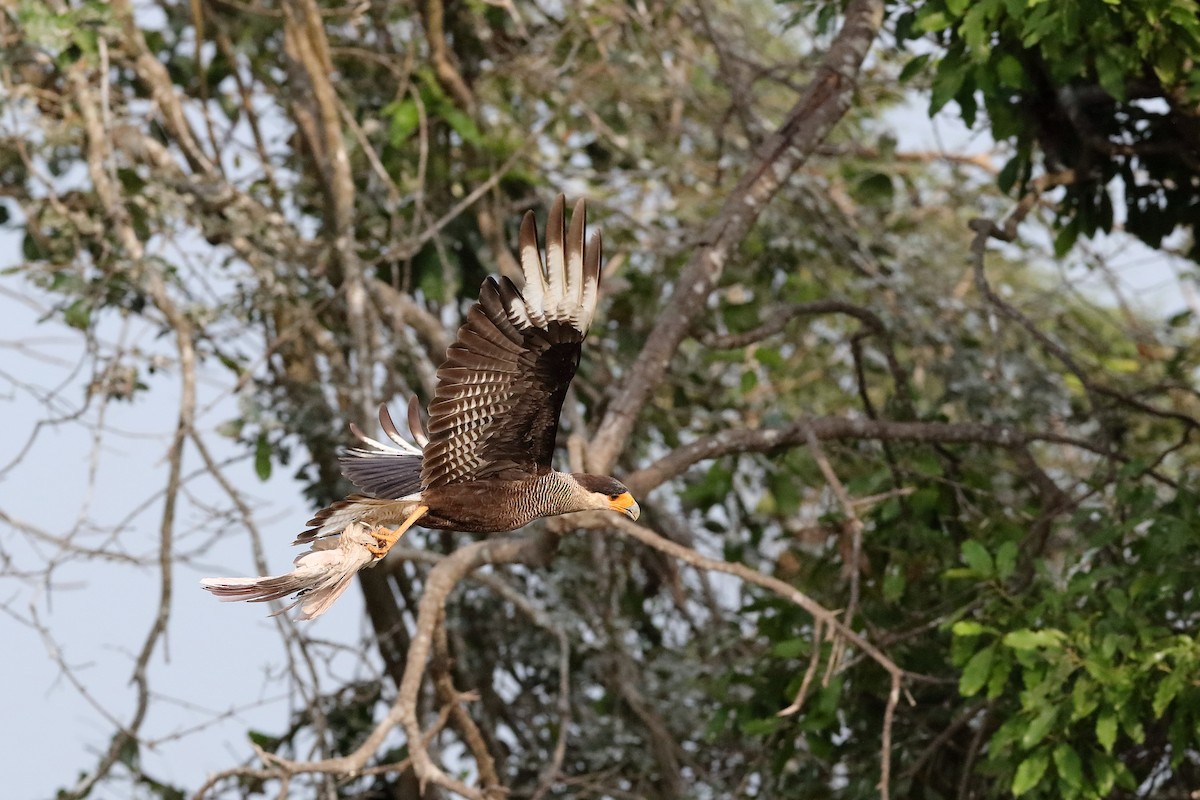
top-left (683, 461), bottom-right (734, 506)
top-left (898, 53), bottom-right (931, 84)
top-left (961, 540), bottom-right (994, 576)
top-left (997, 153), bottom-right (1024, 193)
top-left (1119, 702), bottom-right (1145, 744)
top-left (1021, 706), bottom-right (1058, 749)
top-left (908, 486), bottom-right (942, 515)
top-left (930, 57), bottom-right (969, 114)
top-left (1105, 586), bottom-right (1129, 614)
top-left (754, 346), bottom-right (785, 370)
top-left (995, 541), bottom-right (1018, 580)
top-left (1095, 54), bottom-right (1127, 101)
top-left (1096, 708), bottom-right (1118, 752)
top-left (960, 643), bottom-right (995, 697)
top-left (117, 734), bottom-right (140, 768)
top-left (916, 9), bottom-right (953, 33)
top-left (248, 729), bottom-right (281, 752)
top-left (385, 98), bottom-right (420, 146)
top-left (1003, 628), bottom-right (1065, 651)
top-left (740, 716), bottom-right (783, 736)
top-left (254, 433), bottom-right (272, 481)
top-left (1053, 743), bottom-right (1084, 789)
top-left (986, 653), bottom-right (1012, 698)
top-left (1054, 218), bottom-right (1080, 257)
top-left (1153, 670), bottom-right (1185, 717)
top-left (1021, 4), bottom-right (1056, 45)
top-left (852, 172), bottom-right (895, 205)
top-left (1092, 751), bottom-right (1118, 795)
top-left (1073, 676), bottom-right (1099, 720)
top-left (1012, 749), bottom-right (1049, 796)
top-left (952, 620), bottom-right (988, 637)
top-left (442, 106), bottom-right (483, 146)
top-left (959, 1), bottom-right (994, 53)
top-left (994, 53), bottom-right (1026, 89)
top-left (63, 298), bottom-right (91, 330)
top-left (771, 638), bottom-right (808, 659)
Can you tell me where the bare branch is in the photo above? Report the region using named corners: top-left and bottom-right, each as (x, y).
top-left (971, 214), bottom-right (1200, 434)
top-left (625, 416), bottom-right (1115, 497)
top-left (579, 515), bottom-right (906, 683)
top-left (802, 426), bottom-right (865, 671)
top-left (700, 299), bottom-right (886, 350)
top-left (60, 57), bottom-right (197, 800)
top-left (419, 0), bottom-right (476, 113)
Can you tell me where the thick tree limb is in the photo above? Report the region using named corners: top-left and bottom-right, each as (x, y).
top-left (588, 0), bottom-right (886, 472)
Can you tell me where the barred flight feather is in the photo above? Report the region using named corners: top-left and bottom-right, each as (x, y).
top-left (421, 195), bottom-right (600, 490)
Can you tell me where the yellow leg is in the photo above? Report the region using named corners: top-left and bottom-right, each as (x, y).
top-left (366, 504), bottom-right (429, 558)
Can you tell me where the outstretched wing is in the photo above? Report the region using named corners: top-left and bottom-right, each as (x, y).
top-left (420, 195), bottom-right (603, 489)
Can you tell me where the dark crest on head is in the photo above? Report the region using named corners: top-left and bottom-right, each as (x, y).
top-left (573, 473), bottom-right (630, 497)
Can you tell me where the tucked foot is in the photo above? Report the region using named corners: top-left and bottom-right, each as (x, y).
top-left (364, 504), bottom-right (429, 559)
top-left (366, 526), bottom-right (401, 557)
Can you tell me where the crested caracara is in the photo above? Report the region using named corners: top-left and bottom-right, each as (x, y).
top-left (203, 196), bottom-right (639, 618)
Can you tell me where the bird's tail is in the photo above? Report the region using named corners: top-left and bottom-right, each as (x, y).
top-left (201, 523), bottom-right (380, 620)
top-left (202, 401), bottom-right (432, 620)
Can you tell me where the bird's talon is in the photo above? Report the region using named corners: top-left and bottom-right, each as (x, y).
top-left (365, 527), bottom-right (397, 558)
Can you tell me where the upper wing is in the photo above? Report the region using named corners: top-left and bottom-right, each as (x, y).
top-left (420, 195), bottom-right (603, 489)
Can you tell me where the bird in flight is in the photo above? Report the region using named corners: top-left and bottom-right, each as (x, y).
top-left (203, 196), bottom-right (640, 618)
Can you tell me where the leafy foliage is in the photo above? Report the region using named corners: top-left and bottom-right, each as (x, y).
top-left (895, 0), bottom-right (1200, 261)
top-left (950, 478), bottom-right (1200, 798)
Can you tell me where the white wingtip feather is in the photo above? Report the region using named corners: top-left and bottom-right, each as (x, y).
top-left (519, 212), bottom-right (549, 328)
top-left (512, 195), bottom-right (602, 334)
top-left (544, 195), bottom-right (568, 322)
top-left (565, 198), bottom-right (587, 326)
top-left (579, 232), bottom-right (601, 332)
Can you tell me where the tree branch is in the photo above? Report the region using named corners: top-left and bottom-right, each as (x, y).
top-left (588, 0), bottom-right (886, 472)
top-left (625, 416), bottom-right (1114, 497)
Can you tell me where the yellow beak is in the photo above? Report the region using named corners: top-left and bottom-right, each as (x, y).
top-left (609, 491), bottom-right (641, 521)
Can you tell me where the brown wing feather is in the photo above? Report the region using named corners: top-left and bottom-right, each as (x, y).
top-left (420, 196), bottom-right (602, 489)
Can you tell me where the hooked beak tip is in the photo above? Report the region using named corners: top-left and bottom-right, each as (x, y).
top-left (610, 492), bottom-right (640, 522)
